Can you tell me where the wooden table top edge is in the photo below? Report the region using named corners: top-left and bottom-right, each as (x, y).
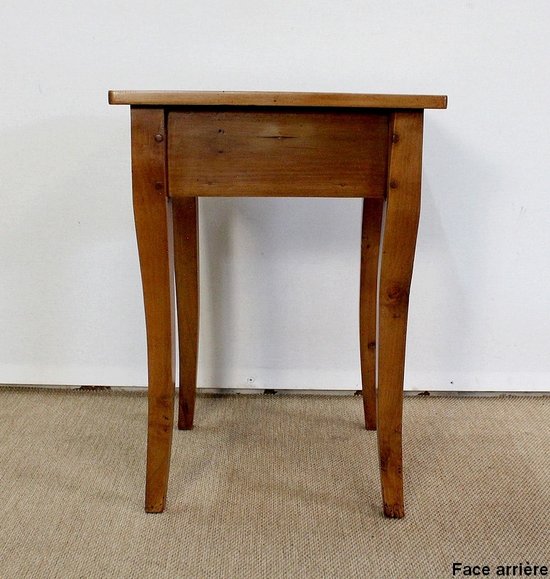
top-left (108, 90), bottom-right (447, 109)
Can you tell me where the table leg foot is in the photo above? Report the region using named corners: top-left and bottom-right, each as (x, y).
top-left (383, 502), bottom-right (405, 519)
top-left (145, 504), bottom-right (165, 514)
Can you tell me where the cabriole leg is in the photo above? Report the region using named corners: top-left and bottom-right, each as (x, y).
top-left (377, 111), bottom-right (423, 518)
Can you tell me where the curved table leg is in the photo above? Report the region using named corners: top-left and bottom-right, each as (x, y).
top-left (173, 197), bottom-right (199, 430)
top-left (377, 111), bottom-right (423, 518)
top-left (131, 107), bottom-right (176, 513)
top-left (360, 197), bottom-right (384, 430)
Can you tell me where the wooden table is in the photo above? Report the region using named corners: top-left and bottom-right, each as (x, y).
top-left (109, 90), bottom-right (447, 518)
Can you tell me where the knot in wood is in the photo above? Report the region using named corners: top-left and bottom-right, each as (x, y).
top-left (386, 283), bottom-right (407, 304)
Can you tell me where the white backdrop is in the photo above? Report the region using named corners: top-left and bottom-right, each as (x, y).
top-left (1, 0), bottom-right (549, 391)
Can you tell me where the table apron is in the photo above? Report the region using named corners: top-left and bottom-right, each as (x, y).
top-left (167, 109), bottom-right (389, 198)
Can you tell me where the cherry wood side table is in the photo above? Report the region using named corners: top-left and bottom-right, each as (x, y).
top-left (109, 90), bottom-right (447, 518)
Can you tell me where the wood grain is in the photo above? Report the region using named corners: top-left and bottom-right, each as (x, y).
top-left (168, 110), bottom-right (388, 198)
top-left (109, 90), bottom-right (447, 109)
top-left (131, 107), bottom-right (176, 514)
top-left (173, 197), bottom-right (200, 430)
top-left (359, 197), bottom-right (384, 431)
top-left (377, 111), bottom-right (423, 518)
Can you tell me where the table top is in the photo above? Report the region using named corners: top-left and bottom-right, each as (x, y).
top-left (108, 91), bottom-right (447, 109)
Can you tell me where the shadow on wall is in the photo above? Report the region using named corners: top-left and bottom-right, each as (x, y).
top-left (198, 196), bottom-right (364, 389)
top-left (407, 117), bottom-right (501, 389)
top-left (0, 113), bottom-right (502, 389)
top-left (0, 114), bottom-right (145, 384)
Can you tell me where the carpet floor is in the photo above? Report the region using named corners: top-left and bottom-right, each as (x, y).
top-left (0, 387), bottom-right (548, 578)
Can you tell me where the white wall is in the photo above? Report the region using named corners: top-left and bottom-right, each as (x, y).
top-left (1, 0), bottom-right (550, 391)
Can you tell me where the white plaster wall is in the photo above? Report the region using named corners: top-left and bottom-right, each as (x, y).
top-left (1, 0), bottom-right (549, 391)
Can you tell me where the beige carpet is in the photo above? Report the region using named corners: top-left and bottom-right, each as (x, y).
top-left (0, 387), bottom-right (548, 579)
